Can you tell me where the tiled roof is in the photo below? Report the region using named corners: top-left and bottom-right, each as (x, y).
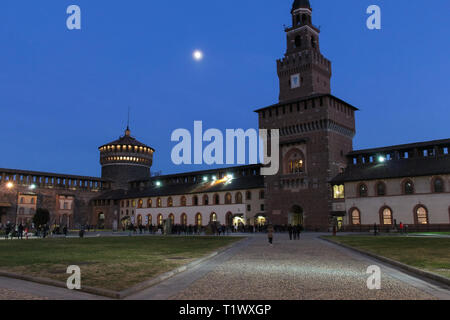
top-left (331, 156), bottom-right (450, 184)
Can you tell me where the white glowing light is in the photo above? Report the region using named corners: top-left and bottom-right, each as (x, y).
top-left (378, 156), bottom-right (386, 163)
top-left (193, 50), bottom-right (203, 61)
top-left (29, 184), bottom-right (36, 190)
top-left (156, 181), bottom-right (161, 187)
top-left (203, 176), bottom-right (209, 182)
top-left (6, 182), bottom-right (14, 189)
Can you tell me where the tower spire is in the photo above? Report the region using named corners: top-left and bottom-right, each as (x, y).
top-left (125, 107), bottom-right (131, 136)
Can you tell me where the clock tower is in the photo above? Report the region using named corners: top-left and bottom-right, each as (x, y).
top-left (278, 0), bottom-right (331, 101)
top-left (256, 0), bottom-right (357, 231)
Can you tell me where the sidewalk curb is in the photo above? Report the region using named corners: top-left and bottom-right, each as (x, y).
top-left (0, 237), bottom-right (248, 300)
top-left (320, 236), bottom-right (450, 288)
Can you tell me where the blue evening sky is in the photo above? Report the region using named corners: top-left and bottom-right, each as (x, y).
top-left (0, 0), bottom-right (449, 177)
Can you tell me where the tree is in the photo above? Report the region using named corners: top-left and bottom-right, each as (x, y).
top-left (33, 208), bottom-right (50, 227)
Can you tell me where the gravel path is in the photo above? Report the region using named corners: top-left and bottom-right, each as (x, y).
top-left (172, 233), bottom-right (439, 300)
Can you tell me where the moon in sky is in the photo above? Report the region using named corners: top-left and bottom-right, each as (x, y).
top-left (193, 50), bottom-right (204, 61)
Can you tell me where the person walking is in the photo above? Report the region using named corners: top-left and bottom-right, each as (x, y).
top-left (18, 224), bottom-right (24, 240)
top-left (267, 224), bottom-right (274, 246)
top-left (399, 222), bottom-right (404, 234)
top-left (288, 224), bottom-right (293, 240)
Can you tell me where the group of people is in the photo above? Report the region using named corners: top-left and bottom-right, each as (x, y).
top-left (288, 224), bottom-right (303, 240)
top-left (1, 223), bottom-right (27, 240)
top-left (0, 222), bottom-right (71, 240)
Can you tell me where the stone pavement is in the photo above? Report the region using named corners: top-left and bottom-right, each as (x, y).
top-left (137, 233), bottom-right (450, 300)
top-left (1, 233), bottom-right (449, 300)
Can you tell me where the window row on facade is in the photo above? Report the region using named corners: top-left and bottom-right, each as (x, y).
top-left (99, 145), bottom-right (153, 154)
top-left (333, 177), bottom-right (447, 199)
top-left (120, 190), bottom-right (265, 209)
top-left (349, 205), bottom-right (448, 226)
top-left (130, 212), bottom-right (235, 227)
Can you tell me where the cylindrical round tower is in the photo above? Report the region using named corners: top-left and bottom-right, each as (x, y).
top-left (99, 127), bottom-right (154, 189)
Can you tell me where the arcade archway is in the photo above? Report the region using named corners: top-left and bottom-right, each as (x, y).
top-left (289, 205), bottom-right (304, 226)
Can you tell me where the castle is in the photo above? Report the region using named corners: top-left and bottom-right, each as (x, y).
top-left (1, 0), bottom-right (449, 232)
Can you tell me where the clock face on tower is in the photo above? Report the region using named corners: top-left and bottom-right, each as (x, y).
top-left (291, 73), bottom-right (301, 89)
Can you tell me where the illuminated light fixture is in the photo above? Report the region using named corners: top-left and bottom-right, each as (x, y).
top-left (156, 181), bottom-right (161, 187)
top-left (227, 174), bottom-right (234, 180)
top-left (29, 184), bottom-right (36, 190)
top-left (6, 182), bottom-right (14, 189)
top-left (203, 176), bottom-right (209, 182)
top-left (378, 156), bottom-right (386, 163)
top-left (212, 176), bottom-right (217, 181)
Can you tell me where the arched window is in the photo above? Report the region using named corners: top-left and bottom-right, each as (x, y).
top-left (196, 213), bottom-right (202, 227)
top-left (284, 148), bottom-right (305, 175)
top-left (358, 184), bottom-right (368, 197)
top-left (193, 196), bottom-right (199, 206)
top-left (414, 206), bottom-right (429, 225)
top-left (180, 196), bottom-right (187, 206)
top-left (169, 213), bottom-right (174, 225)
top-left (333, 185), bottom-right (345, 199)
top-left (147, 199), bottom-right (152, 208)
top-left (157, 198), bottom-right (162, 208)
top-left (295, 15), bottom-right (301, 25)
top-left (235, 192), bottom-right (243, 204)
top-left (137, 214), bottom-right (142, 225)
top-left (157, 214), bottom-right (163, 226)
top-left (403, 179), bottom-right (414, 195)
top-left (380, 207), bottom-right (393, 226)
top-left (210, 212), bottom-right (217, 223)
top-left (433, 177), bottom-right (444, 193)
top-left (226, 212), bottom-right (233, 226)
top-left (203, 195), bottom-right (209, 206)
top-left (167, 197), bottom-right (173, 207)
top-left (181, 213), bottom-right (187, 226)
top-left (225, 193), bottom-right (232, 204)
top-left (147, 214), bottom-right (152, 226)
top-left (350, 208), bottom-right (361, 225)
top-left (138, 199), bottom-right (143, 208)
top-left (214, 194), bottom-right (220, 205)
top-left (376, 182), bottom-right (386, 196)
top-left (246, 191), bottom-right (252, 200)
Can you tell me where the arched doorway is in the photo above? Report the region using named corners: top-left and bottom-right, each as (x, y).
top-left (289, 205), bottom-right (304, 226)
top-left (97, 212), bottom-right (105, 229)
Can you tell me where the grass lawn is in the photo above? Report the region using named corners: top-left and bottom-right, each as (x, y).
top-left (0, 236), bottom-right (242, 291)
top-left (325, 236), bottom-right (450, 279)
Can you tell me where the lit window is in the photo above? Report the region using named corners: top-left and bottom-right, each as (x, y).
top-left (415, 206), bottom-right (429, 225)
top-left (381, 207), bottom-right (393, 225)
top-left (225, 193), bottom-right (232, 204)
top-left (138, 199), bottom-right (143, 208)
top-left (210, 212), bottom-right (217, 222)
top-left (333, 185), bottom-right (345, 199)
top-left (351, 209), bottom-right (361, 225)
top-left (157, 198), bottom-right (162, 208)
top-left (167, 197), bottom-right (173, 207)
top-left (196, 213), bottom-right (202, 226)
top-left (181, 196), bottom-right (187, 207)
